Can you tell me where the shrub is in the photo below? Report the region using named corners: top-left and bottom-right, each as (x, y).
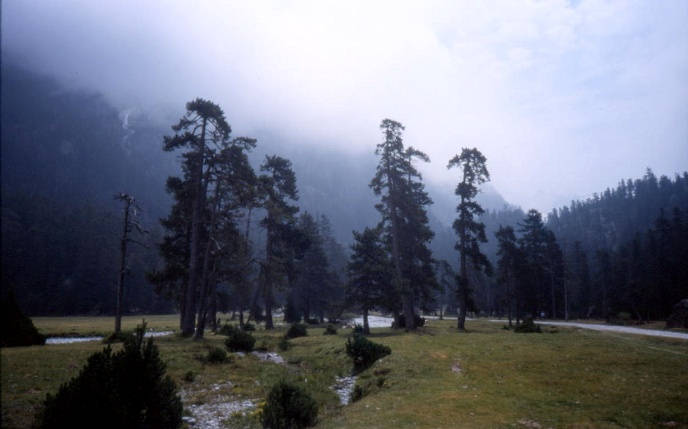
top-left (183, 371), bottom-right (195, 382)
top-left (218, 323), bottom-right (237, 336)
top-left (305, 318), bottom-right (319, 325)
top-left (514, 318), bottom-right (542, 333)
top-left (224, 325), bottom-right (256, 352)
top-left (103, 331), bottom-right (130, 344)
top-left (346, 334), bottom-right (391, 372)
top-left (376, 376), bottom-right (386, 387)
top-left (37, 323), bottom-right (182, 428)
top-left (285, 323), bottom-right (308, 339)
top-left (261, 381), bottom-right (318, 429)
top-left (350, 384), bottom-right (365, 402)
top-left (255, 339), bottom-right (269, 352)
top-left (242, 322), bottom-right (256, 331)
top-left (206, 347), bottom-right (228, 364)
top-left (352, 324), bottom-right (364, 335)
top-left (0, 289), bottom-right (45, 347)
top-left (278, 337), bottom-right (290, 351)
top-left (323, 324), bottom-right (337, 335)
top-left (617, 311), bottom-right (632, 321)
top-left (393, 314), bottom-right (425, 329)
top-left (667, 299), bottom-right (688, 329)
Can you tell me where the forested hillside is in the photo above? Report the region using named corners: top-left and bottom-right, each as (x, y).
top-left (547, 171), bottom-right (688, 320)
top-left (0, 63), bottom-right (510, 317)
top-left (1, 63), bottom-right (176, 315)
top-left (2, 61), bottom-right (685, 323)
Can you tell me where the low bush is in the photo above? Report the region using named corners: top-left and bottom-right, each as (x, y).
top-left (305, 318), bottom-right (319, 325)
top-left (223, 325), bottom-right (256, 352)
top-left (242, 322), bottom-right (256, 331)
top-left (218, 323), bottom-right (236, 336)
top-left (103, 331), bottom-right (130, 344)
top-left (514, 318), bottom-right (542, 333)
top-left (206, 346), bottom-right (228, 363)
top-left (261, 381), bottom-right (318, 429)
top-left (323, 324), bottom-right (337, 335)
top-left (183, 371), bottom-right (195, 382)
top-left (255, 339), bottom-right (269, 352)
top-left (278, 337), bottom-right (290, 351)
top-left (350, 377), bottom-right (384, 403)
top-left (36, 323), bottom-right (182, 428)
top-left (285, 323), bottom-right (308, 339)
top-left (667, 299), bottom-right (688, 329)
top-left (1, 290), bottom-right (45, 347)
top-left (352, 324), bottom-right (365, 335)
top-left (346, 334), bottom-right (391, 372)
top-left (393, 314), bottom-right (426, 329)
top-left (376, 376), bottom-right (386, 387)
top-left (350, 384), bottom-right (365, 402)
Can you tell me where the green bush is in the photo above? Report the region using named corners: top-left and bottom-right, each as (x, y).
top-left (206, 347), bottom-right (228, 363)
top-left (255, 339), bottom-right (269, 352)
top-left (350, 384), bottom-right (365, 402)
top-left (261, 381), bottom-right (318, 429)
top-left (1, 289), bottom-right (45, 347)
top-left (346, 334), bottom-right (391, 372)
top-left (393, 314), bottom-right (426, 329)
top-left (323, 324), bottom-right (337, 335)
top-left (278, 337), bottom-right (290, 351)
top-left (103, 331), bottom-right (130, 344)
top-left (242, 322), bottom-right (256, 331)
top-left (223, 325), bottom-right (256, 352)
top-left (285, 323), bottom-right (308, 339)
top-left (352, 324), bottom-right (364, 335)
top-left (514, 318), bottom-right (542, 333)
top-left (218, 323), bottom-right (237, 336)
top-left (37, 323), bottom-right (182, 428)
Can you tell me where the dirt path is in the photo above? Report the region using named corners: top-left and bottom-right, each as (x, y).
top-left (490, 320), bottom-right (688, 340)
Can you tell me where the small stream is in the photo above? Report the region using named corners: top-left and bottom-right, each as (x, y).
top-left (330, 375), bottom-right (357, 405)
top-left (348, 315), bottom-right (394, 328)
top-left (45, 331), bottom-right (174, 344)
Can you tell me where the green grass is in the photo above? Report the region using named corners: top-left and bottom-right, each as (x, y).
top-left (2, 317), bottom-right (687, 428)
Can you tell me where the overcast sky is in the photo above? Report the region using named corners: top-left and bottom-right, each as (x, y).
top-left (3, 0), bottom-right (687, 212)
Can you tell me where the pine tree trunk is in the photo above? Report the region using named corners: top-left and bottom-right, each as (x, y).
top-left (563, 280), bottom-right (569, 321)
top-left (457, 194), bottom-right (468, 331)
top-left (209, 293), bottom-right (217, 332)
top-left (507, 277), bottom-right (513, 327)
top-left (550, 271), bottom-right (556, 319)
top-left (194, 277), bottom-right (210, 339)
top-left (389, 184), bottom-right (414, 330)
top-left (248, 282), bottom-right (261, 323)
top-left (363, 307), bottom-right (370, 335)
top-left (194, 183), bottom-right (221, 340)
top-left (194, 252), bottom-right (213, 339)
top-left (264, 224), bottom-right (274, 330)
top-left (115, 198), bottom-right (131, 334)
top-left (183, 117), bottom-right (208, 336)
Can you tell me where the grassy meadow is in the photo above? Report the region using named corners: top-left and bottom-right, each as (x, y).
top-left (2, 317), bottom-right (687, 428)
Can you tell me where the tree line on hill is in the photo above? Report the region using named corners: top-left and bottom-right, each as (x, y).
top-left (547, 171), bottom-right (688, 321)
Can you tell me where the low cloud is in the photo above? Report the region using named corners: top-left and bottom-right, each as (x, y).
top-left (3, 0), bottom-right (687, 212)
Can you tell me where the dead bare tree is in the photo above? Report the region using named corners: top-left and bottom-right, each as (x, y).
top-left (114, 193), bottom-right (148, 334)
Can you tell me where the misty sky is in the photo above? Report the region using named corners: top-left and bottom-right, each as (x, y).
top-left (3, 0), bottom-right (687, 212)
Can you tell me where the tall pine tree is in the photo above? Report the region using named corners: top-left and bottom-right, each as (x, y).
top-left (448, 148), bottom-right (491, 331)
top-left (259, 155), bottom-right (299, 329)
